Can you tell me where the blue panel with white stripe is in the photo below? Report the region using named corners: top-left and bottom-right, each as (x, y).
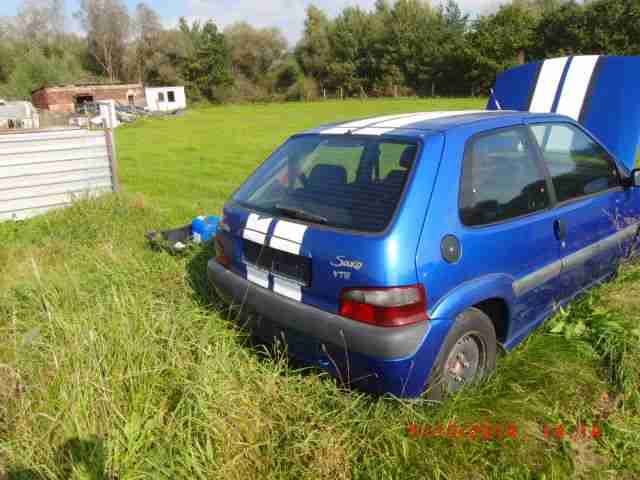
top-left (489, 55), bottom-right (640, 169)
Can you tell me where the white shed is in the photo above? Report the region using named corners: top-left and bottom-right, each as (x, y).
top-left (144, 87), bottom-right (187, 112)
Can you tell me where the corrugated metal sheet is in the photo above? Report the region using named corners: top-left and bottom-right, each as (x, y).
top-left (0, 128), bottom-right (118, 221)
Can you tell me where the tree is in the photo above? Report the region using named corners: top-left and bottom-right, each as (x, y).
top-left (467, 3), bottom-right (538, 93)
top-left (224, 22), bottom-right (288, 83)
top-left (16, 0), bottom-right (65, 50)
top-left (383, 0), bottom-right (442, 96)
top-left (131, 2), bottom-right (163, 82)
top-left (179, 18), bottom-right (233, 102)
top-left (75, 0), bottom-right (130, 81)
top-left (295, 6), bottom-right (331, 88)
top-left (5, 47), bottom-right (84, 98)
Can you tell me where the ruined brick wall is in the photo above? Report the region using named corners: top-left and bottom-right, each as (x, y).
top-left (32, 84), bottom-right (145, 113)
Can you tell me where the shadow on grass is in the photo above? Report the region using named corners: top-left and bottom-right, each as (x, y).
top-left (7, 437), bottom-right (110, 479)
top-left (183, 243), bottom-right (341, 386)
top-left (185, 241), bottom-right (220, 309)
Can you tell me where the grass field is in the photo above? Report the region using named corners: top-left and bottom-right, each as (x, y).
top-left (1, 98), bottom-right (640, 479)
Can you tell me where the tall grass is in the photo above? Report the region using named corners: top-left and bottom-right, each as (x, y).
top-left (1, 99), bottom-right (639, 478)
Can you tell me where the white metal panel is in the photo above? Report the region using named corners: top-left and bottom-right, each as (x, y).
top-left (0, 167), bottom-right (112, 190)
top-left (0, 128), bottom-right (116, 222)
top-left (0, 136), bottom-right (106, 161)
top-left (0, 147), bottom-right (108, 167)
top-left (2, 157), bottom-right (110, 178)
top-left (0, 178), bottom-right (113, 201)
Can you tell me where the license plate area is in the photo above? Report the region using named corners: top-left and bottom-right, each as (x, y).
top-left (242, 239), bottom-right (311, 287)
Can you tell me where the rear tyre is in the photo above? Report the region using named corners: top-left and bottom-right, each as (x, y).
top-left (424, 308), bottom-right (497, 401)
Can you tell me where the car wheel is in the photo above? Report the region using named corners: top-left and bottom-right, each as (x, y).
top-left (424, 307), bottom-right (497, 401)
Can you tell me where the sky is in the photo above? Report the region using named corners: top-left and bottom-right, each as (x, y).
top-left (0, 0), bottom-right (505, 44)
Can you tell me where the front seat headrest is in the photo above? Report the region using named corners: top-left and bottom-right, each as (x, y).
top-left (400, 145), bottom-right (418, 169)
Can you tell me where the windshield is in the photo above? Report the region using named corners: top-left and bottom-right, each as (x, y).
top-left (232, 135), bottom-right (419, 232)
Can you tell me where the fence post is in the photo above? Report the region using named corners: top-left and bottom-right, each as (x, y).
top-left (323, 88), bottom-right (327, 100)
top-left (339, 87), bottom-right (343, 100)
top-left (105, 129), bottom-right (120, 193)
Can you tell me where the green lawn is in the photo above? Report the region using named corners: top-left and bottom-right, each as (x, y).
top-left (1, 98), bottom-right (639, 479)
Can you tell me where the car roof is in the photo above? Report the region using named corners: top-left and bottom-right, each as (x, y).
top-left (304, 110), bottom-right (566, 138)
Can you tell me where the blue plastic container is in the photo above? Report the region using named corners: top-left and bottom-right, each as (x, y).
top-left (191, 215), bottom-right (220, 244)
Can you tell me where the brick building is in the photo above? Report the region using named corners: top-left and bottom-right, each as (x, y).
top-left (32, 83), bottom-right (145, 113)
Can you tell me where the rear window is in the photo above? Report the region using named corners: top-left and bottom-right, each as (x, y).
top-left (232, 135), bottom-right (419, 232)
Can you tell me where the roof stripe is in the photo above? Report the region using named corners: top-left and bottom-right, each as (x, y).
top-left (320, 110), bottom-right (487, 135)
top-left (371, 111), bottom-right (485, 129)
top-left (321, 113), bottom-right (416, 134)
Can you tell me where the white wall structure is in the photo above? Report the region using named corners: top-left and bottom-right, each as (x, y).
top-left (145, 87), bottom-right (187, 112)
top-left (0, 100), bottom-right (40, 130)
top-left (0, 128), bottom-right (118, 221)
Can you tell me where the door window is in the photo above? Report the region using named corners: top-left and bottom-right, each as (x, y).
top-left (460, 128), bottom-right (550, 226)
top-left (530, 123), bottom-right (620, 203)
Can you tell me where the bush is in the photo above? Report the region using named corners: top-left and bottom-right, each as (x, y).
top-left (3, 48), bottom-right (86, 100)
top-left (286, 76), bottom-right (319, 101)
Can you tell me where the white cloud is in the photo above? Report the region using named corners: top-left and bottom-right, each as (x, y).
top-left (173, 0), bottom-right (507, 45)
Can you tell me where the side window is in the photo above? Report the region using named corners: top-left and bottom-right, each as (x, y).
top-left (530, 123), bottom-right (620, 203)
top-left (460, 128), bottom-right (550, 226)
top-left (168, 91), bottom-right (176, 103)
top-left (158, 92), bottom-right (165, 102)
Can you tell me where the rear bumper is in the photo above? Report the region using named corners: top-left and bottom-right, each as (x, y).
top-left (207, 260), bottom-right (449, 397)
top-left (207, 259), bottom-right (429, 360)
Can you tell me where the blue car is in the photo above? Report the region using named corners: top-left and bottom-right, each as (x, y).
top-left (208, 55), bottom-right (640, 399)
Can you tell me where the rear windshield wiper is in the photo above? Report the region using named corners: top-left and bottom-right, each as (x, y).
top-left (275, 204), bottom-right (328, 224)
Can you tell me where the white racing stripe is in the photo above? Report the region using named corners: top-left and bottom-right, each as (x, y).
top-left (337, 111), bottom-right (484, 136)
top-left (373, 111), bottom-right (485, 129)
top-left (273, 276), bottom-right (303, 301)
top-left (246, 265), bottom-right (269, 289)
top-left (273, 220), bottom-right (307, 243)
top-left (321, 113), bottom-right (416, 134)
top-left (242, 213), bottom-right (273, 245)
top-left (270, 220), bottom-right (308, 255)
top-left (270, 237), bottom-right (303, 255)
top-left (321, 111), bottom-right (484, 135)
top-left (243, 229), bottom-right (267, 245)
top-left (529, 57), bottom-right (569, 113)
top-left (555, 55), bottom-right (599, 121)
top-left (246, 213), bottom-right (272, 233)
top-left (352, 127), bottom-right (395, 136)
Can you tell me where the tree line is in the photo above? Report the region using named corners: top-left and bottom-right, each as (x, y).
top-left (1, 0), bottom-right (639, 103)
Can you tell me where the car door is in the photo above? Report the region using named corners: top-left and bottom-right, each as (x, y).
top-left (527, 121), bottom-right (624, 301)
top-left (453, 126), bottom-right (563, 342)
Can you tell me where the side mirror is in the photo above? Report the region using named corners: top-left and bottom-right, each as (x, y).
top-left (632, 169), bottom-right (640, 188)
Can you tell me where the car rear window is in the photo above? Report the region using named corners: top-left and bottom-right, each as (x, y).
top-left (232, 135), bottom-right (419, 232)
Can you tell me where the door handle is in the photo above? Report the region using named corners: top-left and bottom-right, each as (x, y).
top-left (554, 219), bottom-right (567, 241)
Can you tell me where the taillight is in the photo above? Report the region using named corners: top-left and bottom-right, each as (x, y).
top-left (339, 284), bottom-right (428, 327)
top-left (214, 235), bottom-right (231, 268)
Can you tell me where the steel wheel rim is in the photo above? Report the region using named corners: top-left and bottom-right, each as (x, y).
top-left (443, 331), bottom-right (488, 394)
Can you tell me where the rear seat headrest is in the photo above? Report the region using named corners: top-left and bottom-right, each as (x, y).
top-left (400, 145), bottom-right (418, 169)
top-left (309, 164), bottom-right (348, 186)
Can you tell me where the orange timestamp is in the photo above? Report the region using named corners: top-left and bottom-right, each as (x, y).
top-left (406, 422), bottom-right (603, 442)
